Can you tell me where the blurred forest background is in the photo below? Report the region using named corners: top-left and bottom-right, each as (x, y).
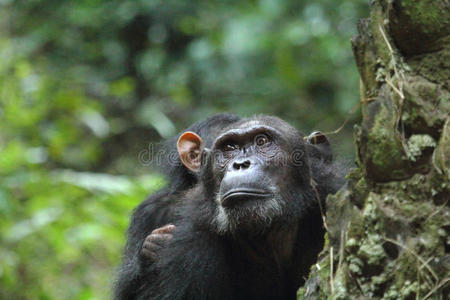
top-left (0, 0), bottom-right (368, 299)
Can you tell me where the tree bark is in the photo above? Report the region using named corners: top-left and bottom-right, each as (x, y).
top-left (299, 0), bottom-right (449, 299)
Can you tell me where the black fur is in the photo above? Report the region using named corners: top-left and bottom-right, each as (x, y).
top-left (114, 114), bottom-right (344, 300)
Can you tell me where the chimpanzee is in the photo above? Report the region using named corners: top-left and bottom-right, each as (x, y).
top-left (114, 114), bottom-right (344, 300)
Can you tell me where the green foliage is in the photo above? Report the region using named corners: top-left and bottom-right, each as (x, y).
top-left (0, 0), bottom-right (367, 298)
top-left (0, 50), bottom-right (165, 299)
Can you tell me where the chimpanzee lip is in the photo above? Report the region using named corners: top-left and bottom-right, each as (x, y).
top-left (221, 189), bottom-right (272, 207)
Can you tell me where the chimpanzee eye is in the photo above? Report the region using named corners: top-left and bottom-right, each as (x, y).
top-left (255, 134), bottom-right (270, 147)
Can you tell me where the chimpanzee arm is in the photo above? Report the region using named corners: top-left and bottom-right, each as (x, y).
top-left (113, 189), bottom-right (178, 300)
top-left (142, 221), bottom-right (233, 300)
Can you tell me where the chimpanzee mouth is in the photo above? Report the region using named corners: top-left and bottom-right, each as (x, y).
top-left (220, 189), bottom-right (273, 208)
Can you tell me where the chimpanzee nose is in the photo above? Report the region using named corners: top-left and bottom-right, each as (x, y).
top-left (232, 159), bottom-right (251, 170)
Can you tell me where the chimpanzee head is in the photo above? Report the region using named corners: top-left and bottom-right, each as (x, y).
top-left (177, 115), bottom-right (335, 235)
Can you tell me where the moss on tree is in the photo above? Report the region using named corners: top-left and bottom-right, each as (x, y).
top-left (298, 0), bottom-right (450, 299)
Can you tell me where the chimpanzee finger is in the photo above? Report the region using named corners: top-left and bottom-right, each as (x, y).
top-left (145, 240), bottom-right (163, 252)
top-left (151, 224), bottom-right (176, 235)
top-left (146, 233), bottom-right (173, 246)
top-left (141, 237), bottom-right (164, 261)
top-left (141, 246), bottom-right (155, 258)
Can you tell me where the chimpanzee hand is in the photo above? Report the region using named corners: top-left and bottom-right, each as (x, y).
top-left (140, 224), bottom-right (176, 263)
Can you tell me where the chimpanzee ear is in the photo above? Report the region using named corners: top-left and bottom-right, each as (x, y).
top-left (177, 131), bottom-right (204, 172)
top-left (306, 131), bottom-right (332, 163)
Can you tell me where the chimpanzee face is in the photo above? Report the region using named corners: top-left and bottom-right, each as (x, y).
top-left (207, 120), bottom-right (308, 234)
top-left (177, 116), bottom-right (328, 235)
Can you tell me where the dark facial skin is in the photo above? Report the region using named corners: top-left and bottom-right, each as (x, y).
top-left (205, 121), bottom-right (308, 235)
top-left (215, 126), bottom-right (282, 206)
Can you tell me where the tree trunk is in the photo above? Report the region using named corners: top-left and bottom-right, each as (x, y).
top-left (299, 0), bottom-right (449, 299)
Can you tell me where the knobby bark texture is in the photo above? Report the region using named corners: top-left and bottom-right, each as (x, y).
top-left (298, 1), bottom-right (449, 299)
